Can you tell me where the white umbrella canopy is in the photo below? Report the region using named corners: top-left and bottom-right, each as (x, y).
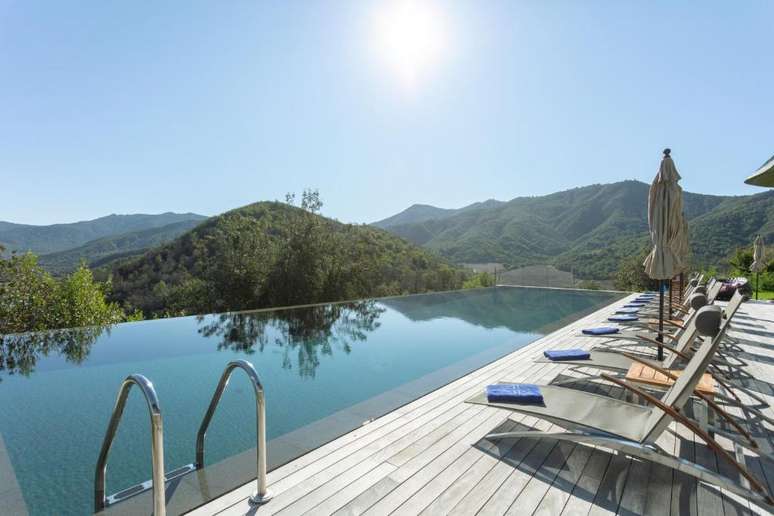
top-left (643, 149), bottom-right (684, 279)
top-left (751, 235), bottom-right (766, 273)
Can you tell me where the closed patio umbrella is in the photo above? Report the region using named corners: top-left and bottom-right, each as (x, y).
top-left (672, 212), bottom-right (690, 304)
top-left (643, 148), bottom-right (683, 360)
top-left (751, 234), bottom-right (766, 299)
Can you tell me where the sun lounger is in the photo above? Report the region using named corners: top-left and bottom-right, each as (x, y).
top-left (545, 301), bottom-right (764, 447)
top-left (467, 325), bottom-right (773, 506)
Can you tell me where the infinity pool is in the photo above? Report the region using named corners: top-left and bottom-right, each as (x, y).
top-left (0, 287), bottom-right (621, 515)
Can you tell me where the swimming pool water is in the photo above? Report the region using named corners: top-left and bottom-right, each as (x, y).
top-left (0, 287), bottom-right (621, 515)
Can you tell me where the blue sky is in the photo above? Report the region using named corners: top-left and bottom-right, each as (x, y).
top-left (2, 1), bottom-right (772, 225)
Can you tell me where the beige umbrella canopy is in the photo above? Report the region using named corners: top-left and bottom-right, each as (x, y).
top-left (752, 234), bottom-right (766, 300)
top-left (643, 149), bottom-right (684, 280)
top-left (643, 148), bottom-right (684, 360)
top-left (673, 213), bottom-right (690, 273)
top-left (670, 213), bottom-right (690, 306)
top-left (752, 235), bottom-right (766, 273)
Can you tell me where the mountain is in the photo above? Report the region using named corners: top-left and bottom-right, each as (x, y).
top-left (0, 212), bottom-right (207, 256)
top-left (373, 199), bottom-right (505, 229)
top-left (107, 201), bottom-right (463, 316)
top-left (375, 181), bottom-right (769, 278)
top-left (37, 219), bottom-right (204, 274)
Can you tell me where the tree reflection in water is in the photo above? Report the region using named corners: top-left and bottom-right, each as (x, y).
top-left (0, 326), bottom-right (107, 381)
top-left (197, 301), bottom-right (385, 377)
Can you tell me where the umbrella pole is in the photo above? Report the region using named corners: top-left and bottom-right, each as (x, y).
top-left (757, 272), bottom-right (760, 300)
top-left (657, 280), bottom-right (665, 361)
top-left (668, 278), bottom-right (673, 317)
top-left (679, 272), bottom-right (684, 304)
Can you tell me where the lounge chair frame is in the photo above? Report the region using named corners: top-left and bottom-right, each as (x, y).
top-left (471, 323), bottom-right (774, 507)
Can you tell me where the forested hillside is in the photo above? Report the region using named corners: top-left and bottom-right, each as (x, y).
top-left (38, 219), bottom-right (203, 274)
top-left (376, 181), bottom-right (771, 278)
top-left (0, 212), bottom-right (206, 255)
top-left (107, 194), bottom-right (464, 317)
top-left (373, 199), bottom-right (505, 229)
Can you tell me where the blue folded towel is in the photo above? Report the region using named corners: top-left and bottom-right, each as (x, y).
top-left (544, 348), bottom-right (591, 361)
top-left (615, 308), bottom-right (640, 314)
top-left (624, 303), bottom-right (646, 308)
top-left (486, 384), bottom-right (543, 404)
top-left (608, 315), bottom-right (638, 322)
top-left (634, 297), bottom-right (653, 302)
top-left (582, 326), bottom-right (620, 335)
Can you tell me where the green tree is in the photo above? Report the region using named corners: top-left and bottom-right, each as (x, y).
top-left (613, 249), bottom-right (658, 292)
top-left (0, 253), bottom-right (128, 334)
top-left (264, 189), bottom-right (338, 306)
top-left (52, 264), bottom-right (125, 328)
top-left (729, 247), bottom-right (754, 276)
top-left (0, 252), bottom-right (56, 333)
top-left (462, 272), bottom-right (495, 289)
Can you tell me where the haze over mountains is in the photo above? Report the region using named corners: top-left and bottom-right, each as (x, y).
top-left (374, 180), bottom-right (774, 278)
top-left (0, 212), bottom-right (207, 272)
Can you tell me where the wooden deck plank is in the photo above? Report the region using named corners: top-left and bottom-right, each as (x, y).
top-left (558, 448), bottom-right (614, 516)
top-left (361, 410), bottom-right (511, 515)
top-left (446, 418), bottom-right (550, 515)
top-left (302, 462), bottom-right (397, 516)
top-left (257, 404), bottom-right (489, 514)
top-left (532, 442), bottom-right (595, 516)
top-left (614, 455), bottom-right (652, 516)
top-left (190, 294), bottom-right (774, 516)
top-left (476, 434), bottom-right (560, 514)
top-left (417, 421), bottom-right (527, 515)
top-left (395, 419), bottom-right (526, 515)
top-left (251, 358), bottom-right (554, 511)
top-left (502, 440), bottom-right (578, 515)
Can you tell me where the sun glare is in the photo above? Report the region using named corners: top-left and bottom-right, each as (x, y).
top-left (371, 0), bottom-right (448, 89)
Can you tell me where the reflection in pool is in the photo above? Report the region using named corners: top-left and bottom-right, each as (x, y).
top-left (0, 325), bottom-right (104, 380)
top-left (197, 301), bottom-right (385, 378)
top-left (0, 287), bottom-right (622, 515)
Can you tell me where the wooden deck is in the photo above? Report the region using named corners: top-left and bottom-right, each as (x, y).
top-left (189, 294), bottom-right (774, 516)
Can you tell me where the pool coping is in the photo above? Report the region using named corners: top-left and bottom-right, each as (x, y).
top-left (97, 289), bottom-right (626, 515)
top-left (0, 432), bottom-right (29, 515)
top-left (188, 290), bottom-right (636, 515)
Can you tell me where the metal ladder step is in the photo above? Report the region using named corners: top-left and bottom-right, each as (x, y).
top-left (93, 360), bottom-right (271, 515)
top-left (104, 464), bottom-right (196, 507)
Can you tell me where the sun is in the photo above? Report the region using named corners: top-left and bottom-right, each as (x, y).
top-left (371, 0), bottom-right (448, 89)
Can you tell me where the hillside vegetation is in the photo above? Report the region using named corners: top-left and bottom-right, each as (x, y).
top-left (37, 219), bottom-right (203, 274)
top-left (107, 193), bottom-right (464, 316)
top-left (0, 251), bottom-right (133, 335)
top-left (0, 212), bottom-right (206, 255)
top-left (375, 181), bottom-right (771, 278)
top-left (373, 199), bottom-right (505, 229)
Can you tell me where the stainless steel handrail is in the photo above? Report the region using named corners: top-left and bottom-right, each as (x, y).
top-left (195, 359), bottom-right (272, 505)
top-left (94, 374), bottom-right (166, 515)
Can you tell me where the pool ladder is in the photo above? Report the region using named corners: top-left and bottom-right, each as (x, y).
top-left (94, 359), bottom-right (272, 515)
